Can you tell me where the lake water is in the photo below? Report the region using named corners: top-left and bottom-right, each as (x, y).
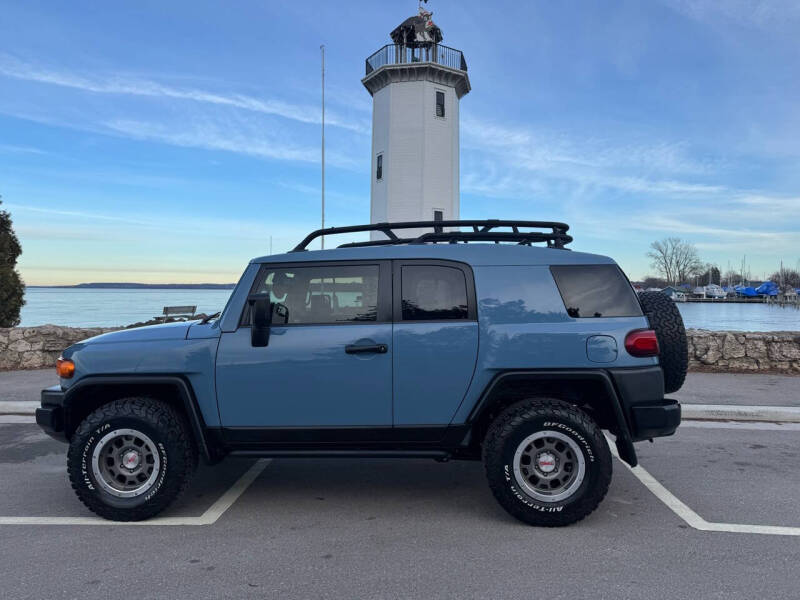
top-left (20, 288), bottom-right (234, 328)
top-left (17, 288), bottom-right (800, 331)
top-left (675, 302), bottom-right (799, 332)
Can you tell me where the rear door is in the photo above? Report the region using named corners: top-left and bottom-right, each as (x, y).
top-left (392, 260), bottom-right (479, 427)
top-left (216, 260), bottom-right (393, 429)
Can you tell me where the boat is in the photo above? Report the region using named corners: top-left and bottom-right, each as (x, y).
top-left (692, 284), bottom-right (726, 299)
top-left (704, 284), bottom-right (726, 299)
top-left (755, 281), bottom-right (779, 297)
top-left (662, 286), bottom-right (687, 302)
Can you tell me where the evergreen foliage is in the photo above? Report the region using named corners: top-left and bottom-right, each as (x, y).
top-left (0, 198), bottom-right (25, 327)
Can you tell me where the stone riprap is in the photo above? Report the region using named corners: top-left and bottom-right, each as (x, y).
top-left (687, 329), bottom-right (800, 373)
top-left (0, 325), bottom-right (118, 370)
top-left (2, 325), bottom-right (799, 374)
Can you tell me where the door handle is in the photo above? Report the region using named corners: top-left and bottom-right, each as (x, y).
top-left (345, 343), bottom-right (388, 354)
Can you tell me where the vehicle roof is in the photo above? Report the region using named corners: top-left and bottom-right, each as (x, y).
top-left (250, 243), bottom-right (616, 267)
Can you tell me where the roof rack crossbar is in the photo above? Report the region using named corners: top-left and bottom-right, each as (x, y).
top-left (411, 231), bottom-right (573, 247)
top-left (291, 219), bottom-right (571, 251)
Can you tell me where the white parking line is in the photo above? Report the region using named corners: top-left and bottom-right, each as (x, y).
top-left (0, 459), bottom-right (270, 526)
top-left (608, 439), bottom-right (800, 537)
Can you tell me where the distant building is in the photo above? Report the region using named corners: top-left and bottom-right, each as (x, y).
top-left (363, 6), bottom-right (470, 238)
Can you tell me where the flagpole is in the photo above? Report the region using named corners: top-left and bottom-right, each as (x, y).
top-left (320, 44), bottom-right (325, 250)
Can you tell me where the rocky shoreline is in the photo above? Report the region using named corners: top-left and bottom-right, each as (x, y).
top-left (1, 324), bottom-right (799, 374)
top-left (687, 330), bottom-right (800, 373)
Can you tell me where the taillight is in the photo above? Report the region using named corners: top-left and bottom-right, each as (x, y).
top-left (625, 329), bottom-right (660, 357)
top-left (56, 358), bottom-right (75, 379)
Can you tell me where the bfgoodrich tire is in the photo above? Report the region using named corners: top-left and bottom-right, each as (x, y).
top-left (638, 291), bottom-right (689, 394)
top-left (483, 398), bottom-right (612, 527)
top-left (67, 397), bottom-right (197, 521)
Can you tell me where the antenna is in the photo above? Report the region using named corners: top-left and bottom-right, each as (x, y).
top-left (320, 44), bottom-right (326, 250)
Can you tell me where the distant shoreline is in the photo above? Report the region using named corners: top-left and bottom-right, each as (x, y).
top-left (27, 283), bottom-right (236, 290)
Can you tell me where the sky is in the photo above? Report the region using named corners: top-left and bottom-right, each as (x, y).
top-left (1, 0), bottom-right (799, 285)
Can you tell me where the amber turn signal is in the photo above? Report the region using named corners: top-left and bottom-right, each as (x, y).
top-left (56, 358), bottom-right (75, 378)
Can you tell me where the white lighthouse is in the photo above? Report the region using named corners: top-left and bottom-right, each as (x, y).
top-left (362, 6), bottom-right (470, 238)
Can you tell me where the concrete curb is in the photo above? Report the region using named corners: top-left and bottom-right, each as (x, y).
top-left (0, 401), bottom-right (38, 415)
top-left (682, 404), bottom-right (800, 423)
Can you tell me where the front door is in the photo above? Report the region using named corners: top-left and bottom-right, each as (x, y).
top-left (216, 261), bottom-right (393, 431)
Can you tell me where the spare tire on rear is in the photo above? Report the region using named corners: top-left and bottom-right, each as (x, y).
top-left (637, 291), bottom-right (688, 394)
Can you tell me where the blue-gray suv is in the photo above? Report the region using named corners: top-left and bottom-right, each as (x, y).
top-left (37, 220), bottom-right (686, 526)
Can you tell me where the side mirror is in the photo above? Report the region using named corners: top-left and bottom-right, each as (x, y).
top-left (248, 295), bottom-right (272, 347)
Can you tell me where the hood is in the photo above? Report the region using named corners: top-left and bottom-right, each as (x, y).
top-left (78, 321), bottom-right (194, 345)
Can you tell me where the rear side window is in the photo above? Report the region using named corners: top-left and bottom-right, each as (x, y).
top-left (550, 265), bottom-right (642, 318)
top-left (401, 265), bottom-right (468, 320)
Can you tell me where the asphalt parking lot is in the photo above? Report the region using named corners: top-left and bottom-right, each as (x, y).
top-left (1, 419), bottom-right (799, 599)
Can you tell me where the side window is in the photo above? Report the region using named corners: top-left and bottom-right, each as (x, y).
top-left (251, 264), bottom-right (380, 324)
top-left (550, 265), bottom-right (643, 318)
top-left (435, 90), bottom-right (445, 118)
top-left (376, 154), bottom-right (383, 181)
top-left (401, 265), bottom-right (468, 321)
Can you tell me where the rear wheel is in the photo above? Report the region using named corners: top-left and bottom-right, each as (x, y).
top-left (483, 397), bottom-right (612, 527)
top-left (67, 397), bottom-right (197, 521)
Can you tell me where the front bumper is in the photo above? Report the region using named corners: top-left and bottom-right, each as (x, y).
top-left (36, 385), bottom-right (67, 442)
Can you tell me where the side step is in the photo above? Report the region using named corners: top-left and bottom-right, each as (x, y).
top-left (229, 449), bottom-right (452, 460)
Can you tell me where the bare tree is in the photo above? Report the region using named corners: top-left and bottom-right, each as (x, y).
top-left (642, 276), bottom-right (668, 289)
top-left (770, 268), bottom-right (800, 288)
top-left (647, 238), bottom-right (703, 286)
top-left (722, 270), bottom-right (742, 287)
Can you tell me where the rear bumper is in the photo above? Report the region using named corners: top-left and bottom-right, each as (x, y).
top-left (36, 385), bottom-right (67, 443)
top-left (608, 366), bottom-right (681, 441)
top-left (630, 399), bottom-right (681, 440)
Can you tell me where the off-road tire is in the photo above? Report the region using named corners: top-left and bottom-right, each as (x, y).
top-left (483, 398), bottom-right (612, 527)
top-left (67, 397), bottom-right (197, 521)
top-left (638, 291), bottom-right (689, 393)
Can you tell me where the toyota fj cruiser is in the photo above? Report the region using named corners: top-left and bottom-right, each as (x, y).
top-left (37, 220), bottom-right (686, 526)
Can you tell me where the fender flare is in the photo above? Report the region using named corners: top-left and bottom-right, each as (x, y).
top-left (62, 375), bottom-right (215, 463)
top-left (466, 369), bottom-right (638, 467)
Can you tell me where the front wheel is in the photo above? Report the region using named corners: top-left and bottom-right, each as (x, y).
top-left (483, 397), bottom-right (612, 527)
top-left (67, 397), bottom-right (197, 521)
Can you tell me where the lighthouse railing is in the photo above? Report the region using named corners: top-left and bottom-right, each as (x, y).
top-left (365, 44), bottom-right (467, 75)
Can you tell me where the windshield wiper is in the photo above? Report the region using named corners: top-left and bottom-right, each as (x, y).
top-left (200, 311), bottom-right (221, 324)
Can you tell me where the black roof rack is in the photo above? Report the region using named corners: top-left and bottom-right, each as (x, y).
top-left (292, 220), bottom-right (572, 252)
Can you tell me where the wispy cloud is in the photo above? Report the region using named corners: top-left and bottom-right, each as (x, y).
top-left (0, 143), bottom-right (45, 155)
top-left (661, 0), bottom-right (800, 31)
top-left (460, 114), bottom-right (726, 203)
top-left (103, 118), bottom-right (359, 170)
top-left (0, 54), bottom-right (369, 134)
top-left (462, 116), bottom-right (716, 175)
top-left (5, 203), bottom-right (154, 226)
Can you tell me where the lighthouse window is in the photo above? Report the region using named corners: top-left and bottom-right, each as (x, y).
top-left (435, 91), bottom-right (445, 118)
top-left (376, 154), bottom-right (383, 180)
